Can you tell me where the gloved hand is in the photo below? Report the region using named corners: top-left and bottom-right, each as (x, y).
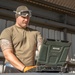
top-left (23, 66), bottom-right (37, 72)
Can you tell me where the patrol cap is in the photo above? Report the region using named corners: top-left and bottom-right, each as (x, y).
top-left (14, 5), bottom-right (31, 17)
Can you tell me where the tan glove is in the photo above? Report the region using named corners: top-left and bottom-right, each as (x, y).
top-left (23, 66), bottom-right (36, 72)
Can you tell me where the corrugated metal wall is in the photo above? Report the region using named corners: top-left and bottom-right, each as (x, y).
top-left (0, 0), bottom-right (75, 73)
top-left (44, 0), bottom-right (75, 10)
top-left (0, 17), bottom-right (75, 73)
top-left (1, 18), bottom-right (75, 59)
top-left (0, 19), bottom-right (75, 58)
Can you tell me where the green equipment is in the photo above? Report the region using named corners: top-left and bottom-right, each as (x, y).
top-left (27, 39), bottom-right (71, 73)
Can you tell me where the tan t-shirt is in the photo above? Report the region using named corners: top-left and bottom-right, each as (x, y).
top-left (0, 25), bottom-right (42, 66)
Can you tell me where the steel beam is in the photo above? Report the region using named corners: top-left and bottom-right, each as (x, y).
top-left (0, 0), bottom-right (75, 32)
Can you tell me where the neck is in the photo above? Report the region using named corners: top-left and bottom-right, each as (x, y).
top-left (15, 23), bottom-right (27, 29)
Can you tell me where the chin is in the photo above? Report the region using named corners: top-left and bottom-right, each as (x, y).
top-left (22, 25), bottom-right (27, 28)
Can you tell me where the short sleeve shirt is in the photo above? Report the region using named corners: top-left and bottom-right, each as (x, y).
top-left (0, 25), bottom-right (42, 66)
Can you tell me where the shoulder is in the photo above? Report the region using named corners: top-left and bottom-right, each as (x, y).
top-left (27, 27), bottom-right (39, 33)
top-left (1, 25), bottom-right (15, 33)
top-left (27, 27), bottom-right (42, 37)
top-left (0, 25), bottom-right (15, 36)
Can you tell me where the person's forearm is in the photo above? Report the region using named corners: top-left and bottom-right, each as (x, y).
top-left (3, 50), bottom-right (25, 71)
